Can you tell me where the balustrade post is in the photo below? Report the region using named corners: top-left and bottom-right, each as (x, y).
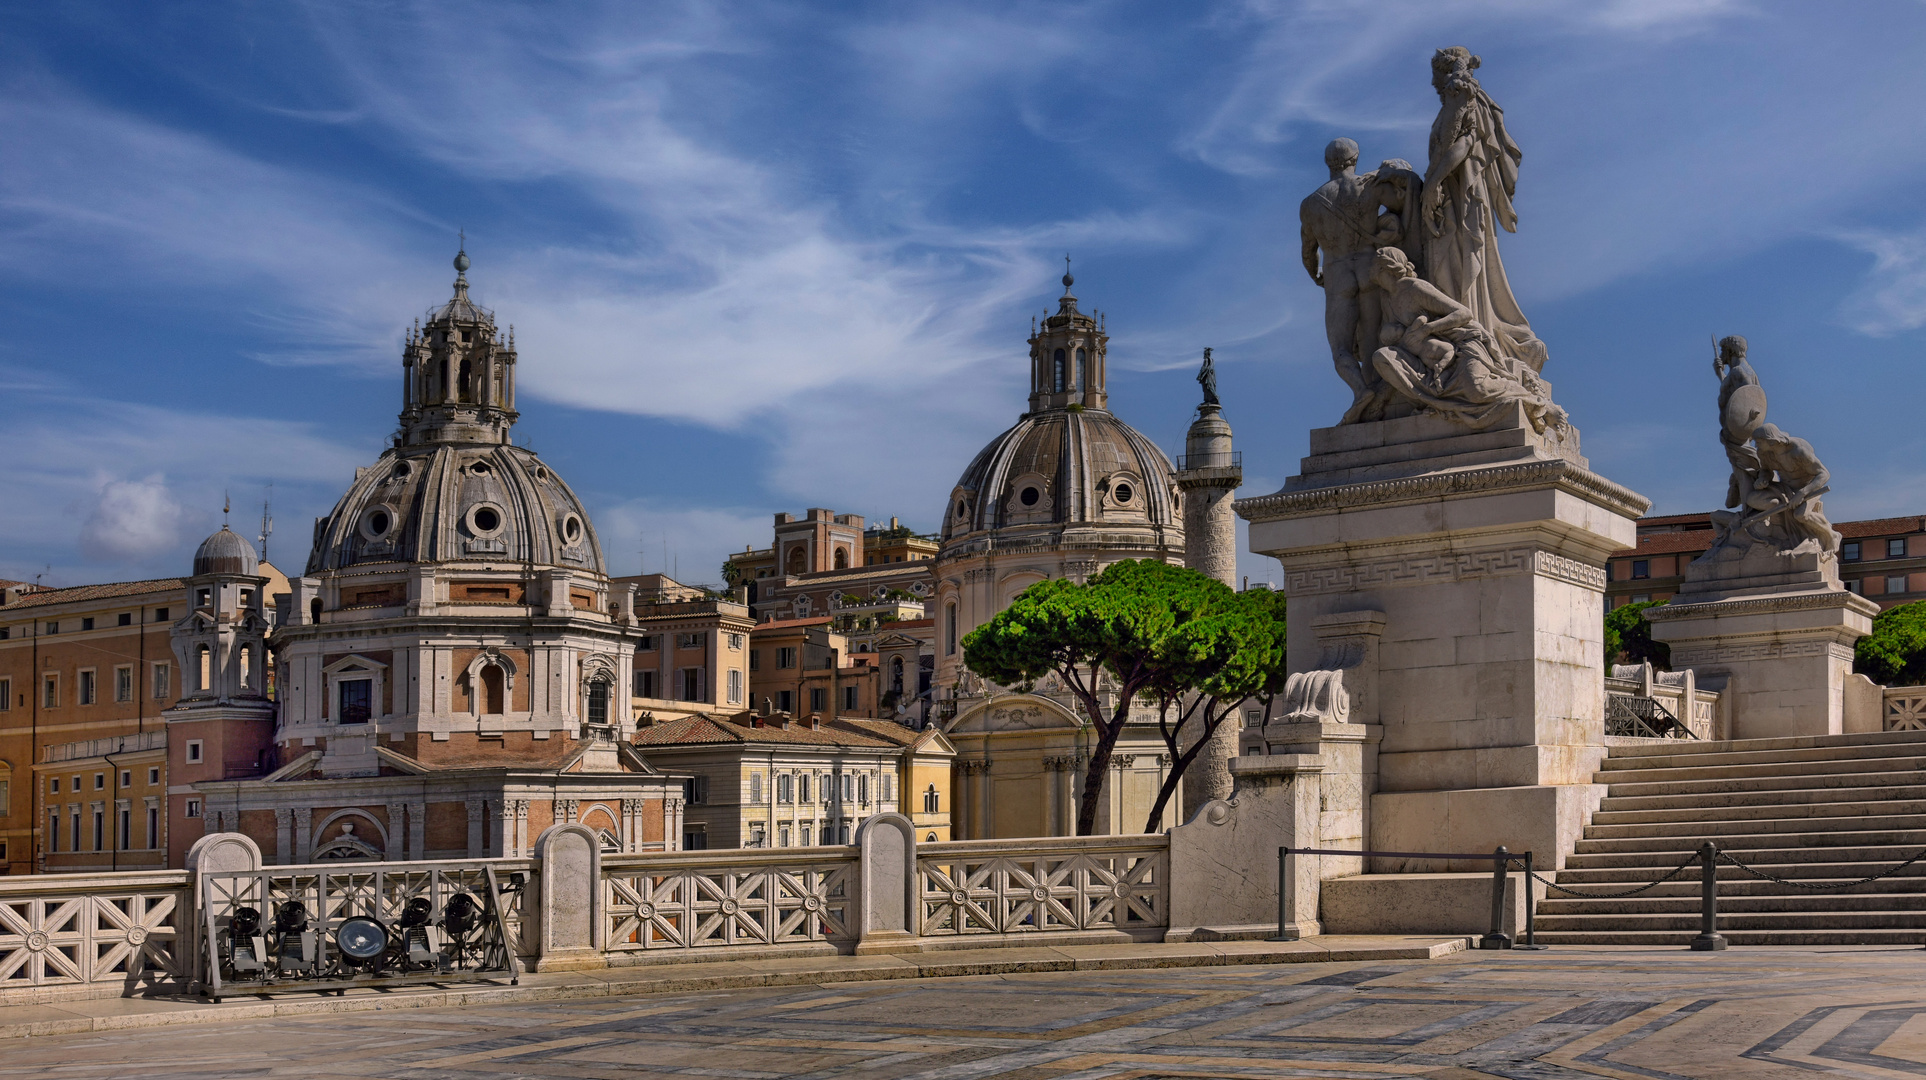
top-left (531, 823), bottom-right (606, 971)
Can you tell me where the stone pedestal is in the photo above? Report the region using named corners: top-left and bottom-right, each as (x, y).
top-left (1649, 583), bottom-right (1877, 740)
top-left (1238, 407), bottom-right (1645, 867)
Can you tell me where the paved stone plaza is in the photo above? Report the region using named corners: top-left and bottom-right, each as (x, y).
top-left (10, 946), bottom-right (1926, 1077)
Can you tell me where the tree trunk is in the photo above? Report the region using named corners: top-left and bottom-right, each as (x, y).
top-left (1075, 735), bottom-right (1115, 836)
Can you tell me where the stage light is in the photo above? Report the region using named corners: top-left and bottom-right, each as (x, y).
top-left (231, 906), bottom-right (262, 938)
top-left (334, 917), bottom-right (387, 965)
top-left (441, 892), bottom-right (479, 937)
top-left (274, 900), bottom-right (309, 934)
top-left (399, 897), bottom-right (432, 928)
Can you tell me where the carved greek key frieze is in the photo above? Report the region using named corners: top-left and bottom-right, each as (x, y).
top-left (1285, 545), bottom-right (1604, 596)
top-left (1670, 640), bottom-right (1853, 666)
top-left (1236, 459), bottom-right (1649, 522)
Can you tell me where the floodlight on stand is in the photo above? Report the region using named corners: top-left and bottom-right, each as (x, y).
top-left (230, 906), bottom-right (262, 938)
top-left (274, 900), bottom-right (310, 935)
top-left (334, 917), bottom-right (388, 966)
top-left (399, 897), bottom-right (432, 928)
top-left (440, 892), bottom-right (479, 937)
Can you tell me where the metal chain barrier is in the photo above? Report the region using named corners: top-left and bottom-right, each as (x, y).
top-left (1714, 845), bottom-right (1926, 891)
top-left (1512, 852), bottom-right (1700, 899)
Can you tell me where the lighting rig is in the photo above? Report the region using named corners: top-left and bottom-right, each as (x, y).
top-left (200, 867), bottom-right (523, 1000)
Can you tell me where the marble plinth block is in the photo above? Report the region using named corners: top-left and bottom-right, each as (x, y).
top-left (1648, 588), bottom-right (1877, 740)
top-left (1238, 407), bottom-right (1647, 860)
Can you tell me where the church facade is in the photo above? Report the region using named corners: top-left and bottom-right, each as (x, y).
top-left (191, 250), bottom-right (685, 863)
top-left (935, 269), bottom-right (1192, 838)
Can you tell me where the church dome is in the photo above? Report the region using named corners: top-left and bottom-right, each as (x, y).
top-left (944, 410), bottom-right (1179, 539)
top-left (305, 443), bottom-right (605, 575)
top-left (304, 251), bottom-right (605, 577)
top-left (939, 268), bottom-right (1182, 546)
top-left (193, 525), bottom-right (259, 577)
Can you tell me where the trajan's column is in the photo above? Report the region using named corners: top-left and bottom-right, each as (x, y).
top-left (1176, 348), bottom-right (1243, 815)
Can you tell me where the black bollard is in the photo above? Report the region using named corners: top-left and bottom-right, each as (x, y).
top-left (1480, 845), bottom-right (1513, 950)
top-left (1690, 840), bottom-right (1727, 951)
top-left (1514, 851), bottom-right (1547, 950)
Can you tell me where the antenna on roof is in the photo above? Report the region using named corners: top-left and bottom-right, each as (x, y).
top-left (258, 482), bottom-right (274, 564)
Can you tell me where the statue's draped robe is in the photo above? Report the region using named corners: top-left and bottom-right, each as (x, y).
top-left (1424, 76), bottom-right (1548, 374)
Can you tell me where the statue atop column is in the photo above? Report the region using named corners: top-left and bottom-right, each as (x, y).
top-left (1301, 47), bottom-right (1557, 431)
top-left (1196, 347), bottom-right (1220, 407)
top-left (1705, 335), bottom-right (1840, 556)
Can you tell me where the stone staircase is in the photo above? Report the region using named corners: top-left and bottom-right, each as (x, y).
top-left (1533, 728), bottom-right (1926, 945)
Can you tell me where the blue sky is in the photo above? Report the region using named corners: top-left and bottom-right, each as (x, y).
top-left (4, 1), bottom-right (1926, 590)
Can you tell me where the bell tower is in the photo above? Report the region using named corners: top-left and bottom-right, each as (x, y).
top-left (1027, 259), bottom-right (1107, 413)
top-left (398, 244), bottom-right (519, 446)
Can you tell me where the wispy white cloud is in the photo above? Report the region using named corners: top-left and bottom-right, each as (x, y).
top-left (1834, 228), bottom-right (1926, 336)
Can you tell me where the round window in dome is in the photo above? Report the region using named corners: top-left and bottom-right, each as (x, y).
top-left (392, 460), bottom-right (412, 479)
top-left (1019, 486), bottom-right (1041, 507)
top-left (562, 514), bottom-right (584, 545)
top-left (535, 466), bottom-right (550, 482)
top-left (470, 460), bottom-right (492, 475)
top-left (466, 503), bottom-right (506, 538)
top-left (359, 506), bottom-right (395, 541)
top-left (1113, 482), bottom-right (1134, 504)
top-left (955, 500), bottom-right (967, 519)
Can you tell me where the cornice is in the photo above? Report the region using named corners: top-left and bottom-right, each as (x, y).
top-left (1235, 458), bottom-right (1650, 523)
top-left (1646, 588), bottom-right (1880, 620)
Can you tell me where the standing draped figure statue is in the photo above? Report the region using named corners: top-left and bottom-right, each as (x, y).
top-left (1422, 47), bottom-right (1548, 375)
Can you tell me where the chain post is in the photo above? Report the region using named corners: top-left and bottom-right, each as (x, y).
top-left (1480, 846), bottom-right (1513, 950)
top-left (1690, 840), bottom-right (1727, 951)
top-left (1514, 851), bottom-right (1547, 950)
top-left (1268, 847), bottom-right (1298, 942)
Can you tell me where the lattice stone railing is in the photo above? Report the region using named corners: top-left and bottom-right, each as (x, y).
top-left (1885, 685), bottom-right (1926, 730)
top-left (916, 835), bottom-right (1169, 937)
top-left (603, 849), bottom-right (856, 952)
top-left (0, 870), bottom-right (189, 1000)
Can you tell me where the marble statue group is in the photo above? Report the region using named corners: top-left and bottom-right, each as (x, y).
top-left (1302, 47), bottom-right (1561, 433)
top-left (1708, 334), bottom-right (1839, 556)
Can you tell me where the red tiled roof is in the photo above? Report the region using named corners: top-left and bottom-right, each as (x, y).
top-left (632, 713), bottom-right (901, 749)
top-left (1637, 512), bottom-right (1714, 528)
top-left (1838, 517), bottom-right (1926, 539)
top-left (1612, 532), bottom-right (1715, 558)
top-left (754, 617), bottom-right (833, 630)
top-left (5, 578), bottom-right (184, 610)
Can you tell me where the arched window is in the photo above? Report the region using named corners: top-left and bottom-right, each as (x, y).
top-left (587, 679), bottom-right (610, 725)
top-left (309, 597), bottom-right (323, 623)
top-left (1053, 348), bottom-right (1066, 392)
top-left (458, 357), bottom-right (473, 402)
top-left (891, 656), bottom-right (904, 693)
top-left (924, 784), bottom-right (940, 814)
top-left (786, 546), bottom-right (807, 575)
top-left (834, 547), bottom-right (849, 569)
top-left (1075, 347), bottom-right (1087, 389)
top-left (197, 644), bottom-right (211, 692)
top-left (482, 664), bottom-right (505, 715)
top-left (438, 357), bottom-right (449, 401)
top-left (946, 604), bottom-right (957, 656)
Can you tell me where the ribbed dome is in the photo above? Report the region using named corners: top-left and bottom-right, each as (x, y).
top-left (193, 526), bottom-right (259, 577)
top-left (306, 443), bottom-right (604, 575)
top-left (941, 409), bottom-right (1180, 540)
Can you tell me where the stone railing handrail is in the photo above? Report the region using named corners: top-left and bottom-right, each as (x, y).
top-left (920, 834), bottom-right (1167, 857)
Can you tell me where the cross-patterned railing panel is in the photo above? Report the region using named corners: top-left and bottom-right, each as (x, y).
top-left (0, 871), bottom-right (189, 993)
top-left (1886, 686), bottom-right (1926, 731)
top-left (916, 836), bottom-right (1169, 936)
top-left (603, 850), bottom-right (856, 952)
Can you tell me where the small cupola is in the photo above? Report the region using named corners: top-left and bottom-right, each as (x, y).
top-left (398, 243), bottom-right (520, 447)
top-left (1027, 258), bottom-right (1108, 413)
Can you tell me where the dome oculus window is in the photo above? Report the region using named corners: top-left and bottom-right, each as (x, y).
top-left (467, 503), bottom-right (506, 538)
top-left (561, 513), bottom-right (584, 545)
top-left (359, 506), bottom-right (395, 541)
top-left (1019, 486), bottom-right (1041, 507)
top-left (469, 460), bottom-right (492, 475)
top-left (535, 466), bottom-right (550, 482)
top-left (1113, 482), bottom-right (1134, 504)
top-left (955, 500), bottom-right (968, 519)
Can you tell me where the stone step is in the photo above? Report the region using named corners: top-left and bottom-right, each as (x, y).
top-left (1592, 797), bottom-right (1926, 827)
top-left (1603, 728), bottom-right (1926, 761)
top-left (1553, 858), bottom-right (1926, 884)
top-left (1586, 810), bottom-right (1926, 840)
top-left (1535, 892), bottom-right (1926, 915)
top-left (1598, 755), bottom-right (1926, 786)
top-left (1529, 929), bottom-right (1926, 945)
top-left (1602, 768), bottom-right (1926, 800)
top-left (1599, 734), bottom-right (1926, 772)
top-left (1574, 828), bottom-right (1926, 856)
top-left (1566, 845), bottom-right (1926, 871)
top-left (1532, 910), bottom-right (1926, 931)
top-left (1536, 876), bottom-right (1926, 900)
top-left (1598, 784), bottom-right (1926, 814)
